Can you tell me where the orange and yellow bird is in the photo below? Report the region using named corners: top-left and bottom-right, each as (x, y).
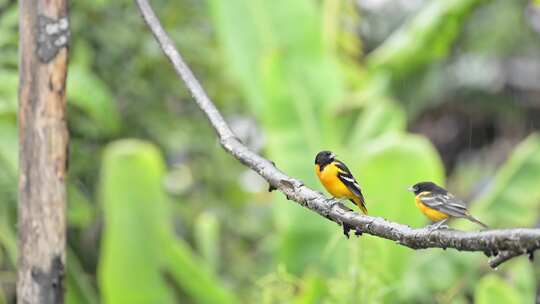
top-left (408, 181), bottom-right (488, 229)
top-left (315, 151), bottom-right (368, 214)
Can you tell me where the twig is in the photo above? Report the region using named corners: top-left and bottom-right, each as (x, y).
top-left (488, 251), bottom-right (522, 268)
top-left (134, 0), bottom-right (540, 268)
top-left (489, 248), bottom-right (535, 268)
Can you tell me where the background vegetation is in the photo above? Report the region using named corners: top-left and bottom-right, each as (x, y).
top-left (2, 0), bottom-right (540, 302)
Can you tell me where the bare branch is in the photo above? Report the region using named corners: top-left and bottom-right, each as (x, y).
top-left (134, 0), bottom-right (540, 268)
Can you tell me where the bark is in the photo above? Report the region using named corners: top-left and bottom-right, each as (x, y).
top-left (18, 0), bottom-right (70, 303)
top-left (135, 0), bottom-right (540, 268)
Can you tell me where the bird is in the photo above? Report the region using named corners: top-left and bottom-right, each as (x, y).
top-left (408, 181), bottom-right (488, 230)
top-left (315, 151), bottom-right (368, 214)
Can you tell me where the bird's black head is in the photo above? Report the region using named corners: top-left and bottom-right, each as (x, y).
top-left (315, 151), bottom-right (336, 169)
top-left (408, 181), bottom-right (447, 195)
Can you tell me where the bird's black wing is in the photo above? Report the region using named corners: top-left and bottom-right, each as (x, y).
top-left (335, 160), bottom-right (365, 201)
top-left (419, 192), bottom-right (468, 217)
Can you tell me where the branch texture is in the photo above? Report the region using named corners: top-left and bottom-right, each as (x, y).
top-left (135, 0), bottom-right (540, 268)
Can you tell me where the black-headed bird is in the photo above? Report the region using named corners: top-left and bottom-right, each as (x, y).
top-left (408, 181), bottom-right (488, 229)
top-left (315, 151), bottom-right (368, 214)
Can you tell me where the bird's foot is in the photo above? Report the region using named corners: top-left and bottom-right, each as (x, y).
top-left (342, 223), bottom-right (362, 238)
top-left (426, 219), bottom-right (449, 231)
top-left (342, 224), bottom-right (351, 239)
top-left (427, 224), bottom-right (448, 231)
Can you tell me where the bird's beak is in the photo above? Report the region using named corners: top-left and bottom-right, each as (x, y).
top-left (407, 186), bottom-right (415, 192)
top-left (330, 153), bottom-right (337, 159)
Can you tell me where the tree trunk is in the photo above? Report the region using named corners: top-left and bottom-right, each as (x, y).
top-left (18, 0), bottom-right (69, 303)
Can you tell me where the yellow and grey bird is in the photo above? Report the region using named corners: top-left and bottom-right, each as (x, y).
top-left (315, 151), bottom-right (368, 214)
top-left (408, 181), bottom-right (488, 229)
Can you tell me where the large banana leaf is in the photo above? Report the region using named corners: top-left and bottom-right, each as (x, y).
top-left (209, 0), bottom-right (347, 273)
top-left (403, 134), bottom-right (540, 301)
top-left (469, 133), bottom-right (540, 228)
top-left (98, 139), bottom-right (237, 303)
top-left (367, 0), bottom-right (488, 80)
top-left (353, 134), bottom-right (445, 301)
top-left (349, 101), bottom-right (406, 145)
top-left (99, 140), bottom-right (175, 304)
top-left (341, 0), bottom-right (490, 114)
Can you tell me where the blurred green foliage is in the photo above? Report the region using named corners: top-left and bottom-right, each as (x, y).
top-left (99, 140), bottom-right (236, 303)
top-left (1, 0), bottom-right (540, 303)
top-left (469, 134), bottom-right (540, 227)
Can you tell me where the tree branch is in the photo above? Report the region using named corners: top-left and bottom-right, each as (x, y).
top-left (134, 0), bottom-right (540, 268)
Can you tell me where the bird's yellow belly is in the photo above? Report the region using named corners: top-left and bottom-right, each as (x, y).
top-left (322, 177), bottom-right (351, 198)
top-left (318, 168), bottom-right (352, 198)
top-left (416, 198), bottom-right (449, 222)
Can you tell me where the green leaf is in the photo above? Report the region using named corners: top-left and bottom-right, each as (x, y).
top-left (98, 139), bottom-right (175, 304)
top-left (67, 185), bottom-right (95, 228)
top-left (165, 241), bottom-right (238, 304)
top-left (0, 6), bottom-right (18, 53)
top-left (67, 65), bottom-right (121, 137)
top-left (0, 70), bottom-right (17, 116)
top-left (470, 134), bottom-right (540, 227)
top-left (99, 139), bottom-right (237, 304)
top-left (209, 0), bottom-right (347, 274)
top-left (350, 101), bottom-right (406, 144)
top-left (0, 119), bottom-right (17, 269)
top-left (340, 0), bottom-right (489, 114)
top-left (357, 134), bottom-right (445, 221)
top-left (504, 259), bottom-right (536, 303)
top-left (0, 218), bottom-right (16, 266)
top-left (354, 134), bottom-right (445, 300)
top-left (367, 0), bottom-right (487, 79)
top-left (292, 275), bottom-right (327, 304)
top-left (66, 248), bottom-right (99, 304)
top-left (207, 0), bottom-right (266, 110)
top-left (475, 274), bottom-right (522, 304)
top-left (194, 212), bottom-right (220, 271)
top-left (0, 119), bottom-right (17, 175)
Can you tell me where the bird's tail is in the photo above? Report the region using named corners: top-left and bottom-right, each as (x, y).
top-left (466, 214), bottom-right (488, 228)
top-left (351, 196), bottom-right (368, 215)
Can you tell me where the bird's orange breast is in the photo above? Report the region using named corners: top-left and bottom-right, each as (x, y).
top-left (315, 163), bottom-right (353, 199)
top-left (415, 193), bottom-right (449, 222)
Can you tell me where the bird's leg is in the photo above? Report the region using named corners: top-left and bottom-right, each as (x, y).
top-left (325, 197), bottom-right (338, 205)
top-left (325, 197), bottom-right (356, 238)
top-left (354, 227), bottom-right (363, 237)
top-left (427, 218), bottom-right (449, 231)
top-left (342, 224), bottom-right (352, 239)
